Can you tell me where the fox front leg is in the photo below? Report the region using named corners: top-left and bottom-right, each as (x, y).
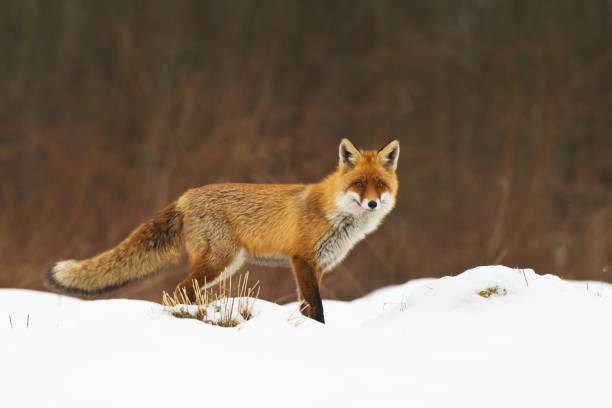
top-left (291, 257), bottom-right (325, 324)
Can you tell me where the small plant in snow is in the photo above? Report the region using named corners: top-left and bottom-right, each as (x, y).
top-left (287, 302), bottom-right (309, 327)
top-left (477, 285), bottom-right (507, 298)
top-left (383, 295), bottom-right (409, 312)
top-left (162, 272), bottom-right (260, 327)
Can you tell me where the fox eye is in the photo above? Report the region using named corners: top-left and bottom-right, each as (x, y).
top-left (376, 182), bottom-right (384, 189)
top-left (354, 181), bottom-right (364, 188)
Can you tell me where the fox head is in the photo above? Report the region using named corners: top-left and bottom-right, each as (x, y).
top-left (335, 138), bottom-right (399, 215)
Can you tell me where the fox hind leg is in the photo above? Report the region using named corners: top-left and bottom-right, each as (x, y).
top-left (177, 245), bottom-right (245, 302)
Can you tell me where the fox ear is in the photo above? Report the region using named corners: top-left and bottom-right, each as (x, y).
top-left (377, 140), bottom-right (400, 171)
top-left (338, 138), bottom-right (361, 170)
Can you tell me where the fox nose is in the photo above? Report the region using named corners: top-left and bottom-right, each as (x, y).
top-left (368, 200), bottom-right (378, 209)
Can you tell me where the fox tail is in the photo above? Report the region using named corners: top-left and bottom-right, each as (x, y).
top-left (46, 201), bottom-right (184, 295)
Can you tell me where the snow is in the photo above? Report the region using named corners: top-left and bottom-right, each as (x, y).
top-left (2, 265), bottom-right (612, 407)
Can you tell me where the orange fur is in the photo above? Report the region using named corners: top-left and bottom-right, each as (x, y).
top-left (47, 139), bottom-right (400, 323)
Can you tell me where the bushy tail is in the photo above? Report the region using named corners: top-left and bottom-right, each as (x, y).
top-left (47, 201), bottom-right (184, 295)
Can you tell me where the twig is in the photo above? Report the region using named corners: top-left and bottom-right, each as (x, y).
top-left (8, 315), bottom-right (12, 329)
top-left (383, 296), bottom-right (407, 312)
top-left (522, 269), bottom-right (529, 287)
top-left (287, 303), bottom-right (308, 326)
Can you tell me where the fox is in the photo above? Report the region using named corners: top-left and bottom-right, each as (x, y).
top-left (47, 138), bottom-right (399, 323)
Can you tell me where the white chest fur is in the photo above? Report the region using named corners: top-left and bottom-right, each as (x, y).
top-left (316, 209), bottom-right (385, 272)
top-left (316, 191), bottom-right (395, 272)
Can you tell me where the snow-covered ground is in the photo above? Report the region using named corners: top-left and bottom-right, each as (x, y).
top-left (2, 265), bottom-right (612, 407)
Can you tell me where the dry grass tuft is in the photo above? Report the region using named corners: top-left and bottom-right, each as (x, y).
top-left (162, 272), bottom-right (260, 327)
top-left (287, 302), bottom-right (310, 327)
top-left (477, 286), bottom-right (508, 298)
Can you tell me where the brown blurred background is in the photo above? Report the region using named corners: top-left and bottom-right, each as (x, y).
top-left (1, 0), bottom-right (611, 303)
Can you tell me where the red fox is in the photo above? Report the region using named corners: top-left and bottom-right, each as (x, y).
top-left (47, 139), bottom-right (399, 323)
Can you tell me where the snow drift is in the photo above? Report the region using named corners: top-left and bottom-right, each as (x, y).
top-left (2, 265), bottom-right (611, 407)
